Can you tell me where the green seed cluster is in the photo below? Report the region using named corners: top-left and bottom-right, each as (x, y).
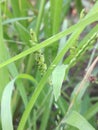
top-left (69, 32), bottom-right (98, 67)
top-left (34, 50), bottom-right (47, 76)
top-left (30, 29), bottom-right (47, 76)
top-left (64, 32), bottom-right (98, 68)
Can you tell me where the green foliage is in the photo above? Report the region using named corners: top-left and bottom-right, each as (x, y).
top-left (0, 0), bottom-right (98, 130)
top-left (52, 64), bottom-right (67, 101)
top-left (65, 111), bottom-right (95, 130)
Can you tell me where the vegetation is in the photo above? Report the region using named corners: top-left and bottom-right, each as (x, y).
top-left (0, 0), bottom-right (98, 130)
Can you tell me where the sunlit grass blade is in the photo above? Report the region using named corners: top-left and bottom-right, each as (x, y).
top-left (1, 74), bottom-right (37, 130)
top-left (2, 16), bottom-right (33, 25)
top-left (0, 12), bottom-right (98, 69)
top-left (1, 79), bottom-right (15, 130)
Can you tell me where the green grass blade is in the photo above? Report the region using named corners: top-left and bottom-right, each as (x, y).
top-left (10, 0), bottom-right (28, 26)
top-left (0, 1), bottom-right (28, 108)
top-left (14, 22), bottom-right (31, 46)
top-left (65, 111), bottom-right (95, 130)
top-left (2, 16), bottom-right (33, 25)
top-left (10, 0), bottom-right (21, 17)
top-left (0, 12), bottom-right (98, 69)
top-left (35, 0), bottom-right (46, 36)
top-left (1, 79), bottom-right (15, 130)
top-left (75, 0), bottom-right (83, 14)
top-left (50, 0), bottom-right (63, 59)
top-left (0, 2), bottom-right (9, 100)
top-left (18, 74), bottom-right (38, 85)
top-left (39, 94), bottom-right (53, 130)
top-left (84, 102), bottom-right (98, 120)
top-left (1, 74), bottom-right (37, 130)
top-left (1, 1), bottom-right (98, 130)
top-left (50, 0), bottom-right (63, 34)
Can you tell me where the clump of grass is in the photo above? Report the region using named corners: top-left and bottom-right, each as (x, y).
top-left (0, 0), bottom-right (98, 130)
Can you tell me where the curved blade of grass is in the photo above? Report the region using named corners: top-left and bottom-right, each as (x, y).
top-left (18, 74), bottom-right (38, 85)
top-left (0, 1), bottom-right (29, 108)
top-left (1, 74), bottom-right (37, 130)
top-left (2, 16), bottom-right (33, 25)
top-left (0, 1), bottom-right (28, 109)
top-left (0, 12), bottom-right (98, 69)
top-left (65, 111), bottom-right (95, 130)
top-left (1, 79), bottom-right (15, 130)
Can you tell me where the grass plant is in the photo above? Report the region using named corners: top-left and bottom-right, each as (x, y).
top-left (0, 0), bottom-right (98, 130)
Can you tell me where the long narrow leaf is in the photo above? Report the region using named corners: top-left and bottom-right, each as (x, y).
top-left (65, 111), bottom-right (95, 130)
top-left (1, 79), bottom-right (15, 130)
top-left (0, 2), bottom-right (9, 100)
top-left (1, 74), bottom-right (37, 130)
top-left (0, 12), bottom-right (98, 69)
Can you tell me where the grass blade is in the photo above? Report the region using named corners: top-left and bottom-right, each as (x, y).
top-left (65, 111), bottom-right (95, 130)
top-left (0, 12), bottom-right (98, 69)
top-left (0, 1), bottom-right (9, 100)
top-left (35, 0), bottom-right (46, 36)
top-left (84, 102), bottom-right (98, 120)
top-left (2, 16), bottom-right (33, 25)
top-left (1, 74), bottom-right (37, 130)
top-left (1, 80), bottom-right (15, 130)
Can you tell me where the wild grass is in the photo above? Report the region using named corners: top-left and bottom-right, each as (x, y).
top-left (0, 0), bottom-right (98, 130)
